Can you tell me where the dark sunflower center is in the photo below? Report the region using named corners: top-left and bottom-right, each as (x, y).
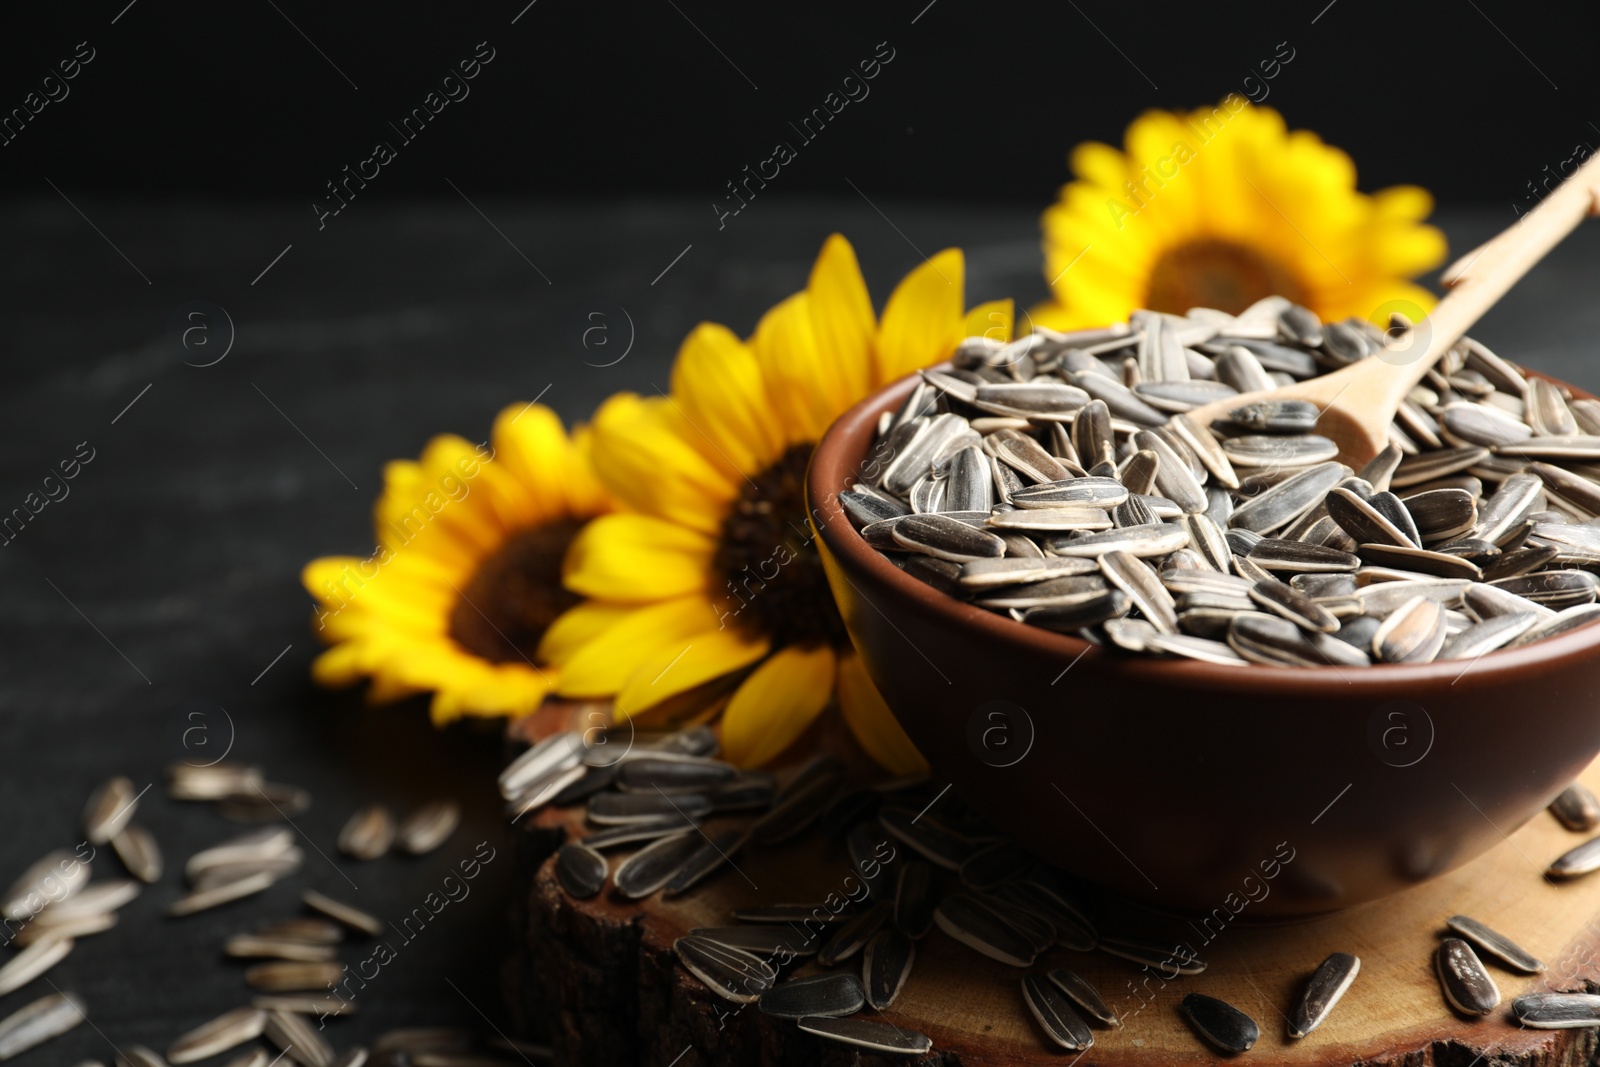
top-left (1145, 239), bottom-right (1307, 316)
top-left (448, 519), bottom-right (585, 664)
top-left (713, 443), bottom-right (847, 650)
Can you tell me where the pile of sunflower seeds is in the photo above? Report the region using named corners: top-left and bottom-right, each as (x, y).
top-left (843, 297), bottom-right (1600, 666)
top-left (518, 724), bottom-right (1374, 1055)
top-left (0, 768), bottom-right (518, 1067)
top-left (517, 724), bottom-right (1600, 1054)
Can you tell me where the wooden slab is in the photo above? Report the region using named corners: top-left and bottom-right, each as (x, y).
top-left (507, 711), bottom-right (1600, 1066)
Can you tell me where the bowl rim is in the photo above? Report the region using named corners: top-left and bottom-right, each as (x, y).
top-left (808, 362), bottom-right (1600, 697)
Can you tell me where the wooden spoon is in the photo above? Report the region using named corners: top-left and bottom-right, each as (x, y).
top-left (1182, 153), bottom-right (1600, 466)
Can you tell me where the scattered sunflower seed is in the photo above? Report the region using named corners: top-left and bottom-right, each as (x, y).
top-left (264, 1008), bottom-right (335, 1067)
top-left (555, 843), bottom-right (607, 899)
top-left (1288, 952), bottom-right (1359, 1039)
top-left (673, 936), bottom-right (774, 1003)
top-left (337, 806), bottom-right (395, 861)
top-left (862, 928), bottom-right (915, 1009)
top-left (1181, 992), bottom-right (1259, 1053)
top-left (82, 777), bottom-right (139, 846)
top-left (1512, 992), bottom-right (1600, 1029)
top-left (111, 826), bottom-right (163, 884)
top-left (1550, 783), bottom-right (1600, 832)
top-left (167, 1008), bottom-right (267, 1064)
top-left (1022, 973), bottom-right (1094, 1051)
top-left (758, 973), bottom-right (864, 1019)
top-left (1445, 915), bottom-right (1544, 973)
top-left (0, 938), bottom-right (73, 998)
top-left (794, 1016), bottom-right (932, 1055)
top-left (1435, 937), bottom-right (1499, 1015)
top-left (302, 890), bottom-right (383, 937)
top-left (397, 801), bottom-right (460, 855)
top-left (0, 992), bottom-right (86, 1061)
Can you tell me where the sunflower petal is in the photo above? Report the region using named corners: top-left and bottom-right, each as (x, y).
top-left (836, 652), bottom-right (928, 776)
top-left (720, 644), bottom-right (836, 767)
top-left (589, 393), bottom-right (735, 536)
top-left (670, 322), bottom-right (787, 478)
top-left (554, 595), bottom-right (725, 698)
top-left (562, 514), bottom-right (714, 601)
top-left (875, 249), bottom-right (965, 384)
top-left (615, 628), bottom-right (770, 720)
top-left (536, 599), bottom-right (635, 665)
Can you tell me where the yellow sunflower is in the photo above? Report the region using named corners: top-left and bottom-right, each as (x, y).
top-left (1037, 99), bottom-right (1447, 330)
top-left (542, 234), bottom-right (1009, 772)
top-left (303, 403), bottom-right (609, 725)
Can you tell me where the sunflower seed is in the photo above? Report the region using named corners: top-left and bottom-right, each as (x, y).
top-left (673, 936), bottom-right (774, 1003)
top-left (1439, 402), bottom-right (1534, 447)
top-left (1224, 434), bottom-right (1338, 467)
top-left (1228, 462), bottom-right (1347, 534)
top-left (2, 851), bottom-right (90, 921)
top-left (1044, 968), bottom-right (1117, 1027)
top-left (1097, 551), bottom-right (1178, 633)
top-left (732, 903), bottom-right (849, 925)
top-left (1436, 938), bottom-right (1499, 1015)
top-left (1439, 612), bottom-right (1539, 659)
top-left (934, 892), bottom-right (1036, 967)
top-left (167, 1008), bottom-right (267, 1064)
top-left (1248, 538), bottom-right (1360, 573)
top-left (185, 827), bottom-right (295, 882)
top-left (0, 938), bottom-right (73, 997)
top-left (972, 382), bottom-right (1090, 419)
top-left (303, 890), bottom-right (382, 937)
top-left (168, 762), bottom-right (264, 801)
top-left (1182, 993), bottom-right (1258, 1053)
top-left (1023, 590), bottom-right (1130, 631)
top-left (498, 732), bottom-right (587, 800)
top-left (337, 806), bottom-right (394, 861)
top-left (1249, 579), bottom-right (1339, 633)
top-left (1372, 596), bottom-right (1447, 663)
top-left (555, 843), bottom-right (607, 899)
top-left (82, 777), bottom-right (138, 846)
top-left (225, 935), bottom-right (336, 962)
top-left (1287, 952), bottom-right (1359, 1039)
top-left (220, 1052), bottom-right (270, 1067)
top-left (110, 826), bottom-right (162, 884)
top-left (118, 1047), bottom-right (169, 1067)
top-left (840, 489), bottom-right (906, 527)
top-left (587, 792), bottom-right (711, 826)
top-left (1045, 524), bottom-right (1189, 558)
top-left (1512, 993), bottom-right (1600, 1029)
top-left (1021, 973), bottom-right (1094, 1050)
top-left (12, 912), bottom-right (114, 947)
top-left (0, 992), bottom-right (85, 1061)
top-left (1491, 569), bottom-right (1600, 608)
top-left (1099, 934), bottom-right (1206, 974)
top-left (1551, 783), bottom-right (1600, 832)
top-left (1446, 915), bottom-right (1543, 973)
top-left (985, 507), bottom-right (1112, 532)
top-left (861, 929), bottom-right (915, 1010)
top-left (33, 880), bottom-right (139, 924)
top-left (246, 961), bottom-right (344, 993)
top-left (1074, 373), bottom-right (1166, 426)
top-left (395, 801), bottom-right (460, 855)
top-left (1009, 477), bottom-right (1129, 510)
top-left (264, 1008), bottom-right (335, 1067)
top-left (881, 862), bottom-right (934, 942)
top-left (691, 926), bottom-right (817, 958)
top-left (217, 784), bottom-right (309, 823)
top-left (251, 996), bottom-right (354, 1017)
top-left (663, 829), bottom-right (746, 896)
top-left (891, 513), bottom-right (1007, 561)
top-left (1508, 604), bottom-right (1600, 647)
top-left (169, 871), bottom-right (276, 917)
top-left (254, 918), bottom-right (342, 946)
top-left (796, 1016), bottom-right (932, 1055)
top-left (1392, 446), bottom-right (1491, 487)
top-left (957, 556), bottom-right (1098, 587)
top-left (612, 832), bottom-right (700, 900)
top-left (759, 973), bottom-right (864, 1019)
top-left (615, 757), bottom-right (737, 795)
top-left (817, 901), bottom-right (889, 966)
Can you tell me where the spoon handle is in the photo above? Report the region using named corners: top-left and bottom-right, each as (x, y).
top-left (1370, 152), bottom-right (1600, 412)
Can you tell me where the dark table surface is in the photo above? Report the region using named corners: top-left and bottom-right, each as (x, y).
top-left (1, 198), bottom-right (1597, 1061)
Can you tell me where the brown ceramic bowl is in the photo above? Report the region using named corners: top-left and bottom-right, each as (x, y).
top-left (809, 365), bottom-right (1600, 918)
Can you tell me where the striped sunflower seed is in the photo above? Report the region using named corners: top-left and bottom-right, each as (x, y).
top-left (0, 993), bottom-right (86, 1061)
top-left (168, 871), bottom-right (275, 917)
top-left (758, 973), bottom-right (864, 1019)
top-left (1512, 992), bottom-right (1600, 1029)
top-left (1446, 915), bottom-right (1544, 973)
top-left (111, 826), bottom-right (163, 884)
top-left (690, 926), bottom-right (816, 958)
top-left (1046, 968), bottom-right (1118, 1027)
top-left (1550, 783), bottom-right (1600, 832)
top-left (862, 929), bottom-right (915, 1010)
top-left (303, 890), bottom-right (382, 936)
top-left (246, 961), bottom-right (344, 993)
top-left (3, 851), bottom-right (90, 921)
top-left (817, 901), bottom-right (890, 966)
top-left (933, 892), bottom-right (1036, 967)
top-left (1022, 973), bottom-right (1094, 1050)
top-left (611, 832), bottom-right (700, 900)
top-left (796, 1016), bottom-right (932, 1055)
top-left (555, 843), bottom-right (607, 899)
top-left (396, 801), bottom-right (460, 855)
top-left (0, 938), bottom-right (73, 998)
top-left (1436, 938), bottom-right (1499, 1015)
top-left (673, 936), bottom-right (774, 1003)
top-left (225, 935), bottom-right (337, 962)
top-left (1288, 952), bottom-right (1359, 1039)
top-left (82, 777), bottom-right (138, 846)
top-left (167, 1008), bottom-right (267, 1065)
top-left (337, 806), bottom-right (395, 861)
top-left (264, 1008), bottom-right (335, 1067)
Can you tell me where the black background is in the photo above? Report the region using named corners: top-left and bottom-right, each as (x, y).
top-left (2, 1), bottom-right (1598, 206)
top-left (3, 0), bottom-right (1600, 1062)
